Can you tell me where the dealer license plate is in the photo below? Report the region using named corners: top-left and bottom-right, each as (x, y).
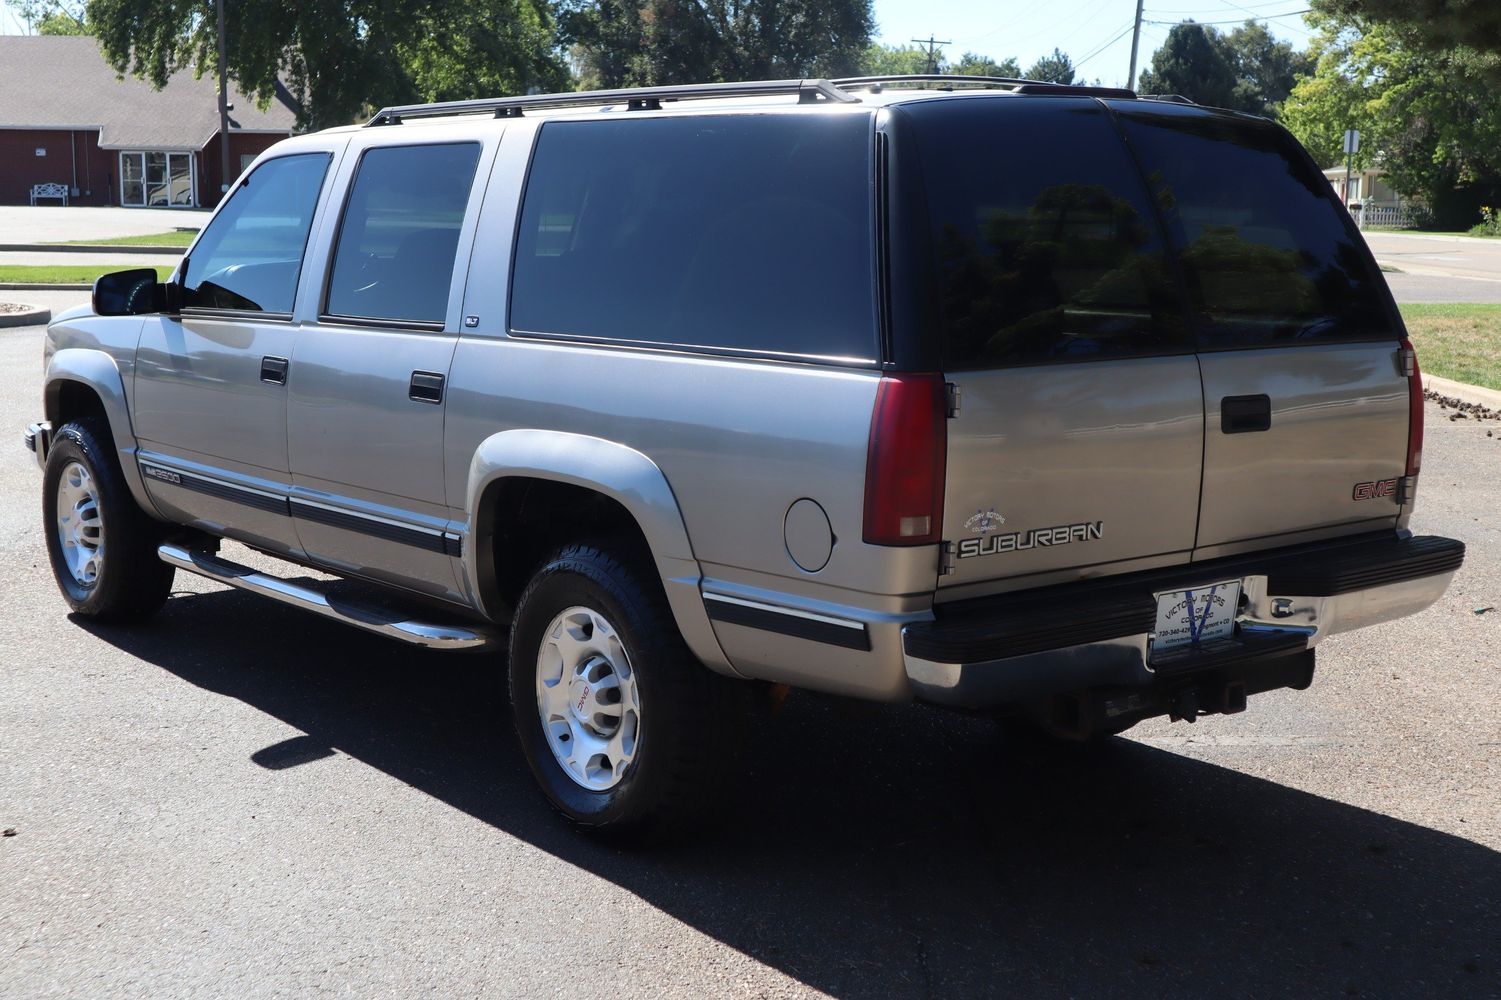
top-left (1151, 580), bottom-right (1243, 659)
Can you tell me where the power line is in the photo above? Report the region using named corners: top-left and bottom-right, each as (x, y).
top-left (1076, 21), bottom-right (1140, 70)
top-left (910, 35), bottom-right (951, 74)
top-left (1144, 8), bottom-right (1309, 24)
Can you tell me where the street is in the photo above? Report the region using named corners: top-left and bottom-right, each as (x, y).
top-left (0, 306), bottom-right (1497, 998)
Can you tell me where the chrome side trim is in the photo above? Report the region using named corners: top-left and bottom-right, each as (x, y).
top-left (158, 542), bottom-right (497, 651)
top-left (702, 591), bottom-right (866, 630)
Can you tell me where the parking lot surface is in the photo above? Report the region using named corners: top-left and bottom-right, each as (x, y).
top-left (1, 317), bottom-right (1498, 999)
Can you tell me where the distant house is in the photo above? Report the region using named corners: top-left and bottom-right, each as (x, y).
top-left (1322, 165), bottom-right (1401, 210)
top-left (0, 35), bottom-right (297, 209)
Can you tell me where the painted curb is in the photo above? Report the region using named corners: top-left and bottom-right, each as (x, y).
top-left (1425, 373), bottom-right (1501, 412)
top-left (0, 243), bottom-right (183, 255)
top-left (0, 305), bottom-right (51, 328)
top-left (0, 283), bottom-right (90, 291)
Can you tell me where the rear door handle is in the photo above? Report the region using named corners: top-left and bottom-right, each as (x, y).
top-left (409, 371), bottom-right (445, 404)
top-left (1221, 394), bottom-right (1272, 434)
top-left (260, 356), bottom-right (288, 385)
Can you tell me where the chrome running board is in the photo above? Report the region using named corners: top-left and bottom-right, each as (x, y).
top-left (157, 542), bottom-right (499, 651)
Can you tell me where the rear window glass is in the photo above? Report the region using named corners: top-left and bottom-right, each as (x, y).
top-left (325, 142), bottom-right (481, 325)
top-left (510, 114), bottom-right (878, 361)
top-left (905, 98), bottom-right (1188, 370)
top-left (1114, 103), bottom-right (1396, 348)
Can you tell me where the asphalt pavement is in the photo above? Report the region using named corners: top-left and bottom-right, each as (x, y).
top-left (1, 315), bottom-right (1498, 999)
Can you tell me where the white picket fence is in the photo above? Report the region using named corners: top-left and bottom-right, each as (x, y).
top-left (1355, 204), bottom-right (1415, 229)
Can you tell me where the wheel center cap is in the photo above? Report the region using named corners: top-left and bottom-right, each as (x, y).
top-left (568, 677), bottom-right (594, 723)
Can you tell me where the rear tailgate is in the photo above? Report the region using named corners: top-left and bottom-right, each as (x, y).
top-left (1112, 102), bottom-right (1410, 556)
top-left (896, 97), bottom-right (1206, 595)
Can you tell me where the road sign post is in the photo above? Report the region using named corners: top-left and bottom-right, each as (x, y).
top-left (1343, 128), bottom-right (1360, 205)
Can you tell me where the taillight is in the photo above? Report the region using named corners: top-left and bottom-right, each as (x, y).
top-left (1401, 338), bottom-right (1423, 476)
top-left (863, 373), bottom-right (947, 546)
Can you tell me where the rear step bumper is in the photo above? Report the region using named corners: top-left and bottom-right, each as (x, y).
top-left (902, 533), bottom-right (1463, 709)
top-left (158, 543), bottom-right (501, 651)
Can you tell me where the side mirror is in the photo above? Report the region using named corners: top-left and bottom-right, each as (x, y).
top-left (93, 268), bottom-right (167, 316)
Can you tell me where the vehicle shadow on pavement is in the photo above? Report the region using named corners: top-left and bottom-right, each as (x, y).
top-left (81, 588), bottom-right (1501, 1000)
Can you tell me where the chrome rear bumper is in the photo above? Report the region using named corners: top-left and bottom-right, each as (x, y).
top-left (903, 534), bottom-right (1463, 709)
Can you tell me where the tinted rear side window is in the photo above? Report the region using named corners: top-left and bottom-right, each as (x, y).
top-left (904, 97), bottom-right (1187, 370)
top-left (325, 142), bottom-right (481, 325)
top-left (510, 114), bottom-right (877, 361)
top-left (1113, 103), bottom-right (1396, 348)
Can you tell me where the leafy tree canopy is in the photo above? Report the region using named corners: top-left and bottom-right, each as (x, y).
top-left (86, 0), bottom-right (567, 129)
top-left (1311, 0), bottom-right (1501, 73)
top-left (1281, 12), bottom-right (1501, 223)
top-left (562, 0), bottom-right (873, 90)
top-left (1025, 48), bottom-right (1075, 84)
top-left (17, 0), bottom-right (89, 33)
top-left (1138, 19), bottom-right (1310, 116)
top-left (855, 44), bottom-right (1019, 78)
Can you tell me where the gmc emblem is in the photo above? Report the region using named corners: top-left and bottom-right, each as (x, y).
top-left (1353, 478), bottom-right (1398, 501)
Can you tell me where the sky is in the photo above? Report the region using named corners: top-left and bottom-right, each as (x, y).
top-left (0, 0), bottom-right (1315, 89)
top-left (871, 0), bottom-right (1316, 87)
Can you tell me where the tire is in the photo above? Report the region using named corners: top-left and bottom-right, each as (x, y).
top-left (43, 420), bottom-right (174, 622)
top-left (508, 541), bottom-right (741, 840)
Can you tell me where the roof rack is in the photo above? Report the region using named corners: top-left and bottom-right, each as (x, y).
top-left (366, 79), bottom-right (857, 127)
top-left (834, 74), bottom-right (1136, 100)
top-left (833, 74), bottom-right (1046, 91)
top-left (1138, 93), bottom-right (1198, 105)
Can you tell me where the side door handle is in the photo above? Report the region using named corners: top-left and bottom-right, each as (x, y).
top-left (409, 371), bottom-right (446, 404)
top-left (260, 356), bottom-right (288, 385)
top-left (1221, 394), bottom-right (1272, 434)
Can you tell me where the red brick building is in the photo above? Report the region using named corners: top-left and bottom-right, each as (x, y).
top-left (0, 35), bottom-right (297, 209)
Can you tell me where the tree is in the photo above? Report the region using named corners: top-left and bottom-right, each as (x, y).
top-left (17, 0), bottom-right (88, 33)
top-left (1137, 19), bottom-right (1310, 116)
top-left (1137, 21), bottom-right (1238, 107)
top-left (1311, 0), bottom-right (1501, 74)
top-left (1281, 13), bottom-right (1501, 225)
top-left (562, 0), bottom-right (873, 89)
top-left (1025, 48), bottom-right (1075, 84)
top-left (1220, 21), bottom-right (1315, 116)
top-left (859, 43), bottom-right (938, 77)
top-left (951, 52), bottom-right (1021, 78)
top-left (86, 0), bottom-right (568, 130)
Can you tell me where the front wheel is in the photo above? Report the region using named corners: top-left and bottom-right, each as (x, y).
top-left (42, 420), bottom-right (174, 621)
top-left (508, 542), bottom-right (741, 840)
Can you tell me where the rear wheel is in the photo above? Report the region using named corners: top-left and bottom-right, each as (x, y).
top-left (43, 420), bottom-right (174, 621)
top-left (508, 542), bottom-right (740, 839)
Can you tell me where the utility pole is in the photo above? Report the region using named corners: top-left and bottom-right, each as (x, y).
top-left (216, 0), bottom-right (232, 200)
top-left (910, 35), bottom-right (951, 75)
top-left (1126, 0), bottom-right (1145, 90)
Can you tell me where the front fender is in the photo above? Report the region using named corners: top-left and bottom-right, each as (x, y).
top-left (463, 429), bottom-right (735, 675)
top-left (44, 348), bottom-right (158, 516)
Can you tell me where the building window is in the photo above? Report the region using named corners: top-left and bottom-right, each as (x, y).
top-left (119, 151), bottom-right (194, 208)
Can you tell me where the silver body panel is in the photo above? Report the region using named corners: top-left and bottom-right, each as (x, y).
top-left (28, 94), bottom-right (1458, 710)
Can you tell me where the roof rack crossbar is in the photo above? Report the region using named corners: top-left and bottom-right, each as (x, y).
top-left (366, 79), bottom-right (858, 126)
top-left (832, 74), bottom-right (1052, 90)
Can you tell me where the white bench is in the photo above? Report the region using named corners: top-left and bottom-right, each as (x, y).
top-left (30, 183), bottom-right (68, 206)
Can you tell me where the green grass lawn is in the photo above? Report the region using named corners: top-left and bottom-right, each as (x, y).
top-left (0, 264), bottom-right (176, 285)
top-left (1400, 303), bottom-right (1501, 391)
top-left (50, 230), bottom-right (197, 247)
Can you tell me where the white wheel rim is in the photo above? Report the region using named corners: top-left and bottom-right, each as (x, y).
top-left (535, 605), bottom-right (641, 791)
top-left (55, 460), bottom-right (103, 588)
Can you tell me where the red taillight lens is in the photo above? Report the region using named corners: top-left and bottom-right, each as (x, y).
top-left (1402, 338), bottom-right (1423, 476)
top-left (863, 373), bottom-right (947, 546)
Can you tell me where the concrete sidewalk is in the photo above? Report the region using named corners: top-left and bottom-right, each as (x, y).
top-left (0, 205), bottom-right (205, 243)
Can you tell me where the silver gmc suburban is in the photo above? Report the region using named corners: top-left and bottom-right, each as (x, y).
top-left (25, 76), bottom-right (1465, 837)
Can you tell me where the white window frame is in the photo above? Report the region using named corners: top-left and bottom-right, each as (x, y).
top-left (118, 150), bottom-right (197, 208)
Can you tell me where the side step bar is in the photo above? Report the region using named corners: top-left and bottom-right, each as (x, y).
top-left (158, 543), bottom-right (500, 651)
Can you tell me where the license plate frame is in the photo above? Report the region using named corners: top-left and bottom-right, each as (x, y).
top-left (1150, 579), bottom-right (1243, 661)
